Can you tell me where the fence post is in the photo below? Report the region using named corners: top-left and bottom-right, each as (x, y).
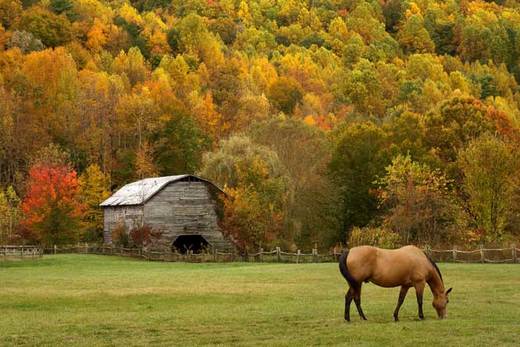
top-left (296, 249), bottom-right (300, 264)
top-left (21, 245), bottom-right (24, 259)
top-left (424, 244), bottom-right (431, 258)
top-left (276, 247), bottom-right (281, 262)
top-left (512, 245), bottom-right (517, 264)
top-left (54, 244), bottom-right (57, 255)
top-left (480, 244), bottom-right (484, 263)
top-left (313, 248), bottom-right (318, 263)
top-left (452, 246), bottom-right (457, 262)
top-left (259, 248), bottom-right (263, 263)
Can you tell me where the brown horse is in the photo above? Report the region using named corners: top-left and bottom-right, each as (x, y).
top-left (338, 245), bottom-right (452, 321)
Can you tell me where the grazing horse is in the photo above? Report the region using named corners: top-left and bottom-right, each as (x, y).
top-left (338, 245), bottom-right (452, 321)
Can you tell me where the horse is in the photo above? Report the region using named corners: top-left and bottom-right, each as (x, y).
top-left (338, 245), bottom-right (452, 322)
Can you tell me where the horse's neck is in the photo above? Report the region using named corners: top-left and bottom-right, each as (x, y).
top-left (427, 268), bottom-right (445, 297)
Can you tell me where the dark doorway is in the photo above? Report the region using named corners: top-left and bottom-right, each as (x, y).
top-left (172, 235), bottom-right (209, 254)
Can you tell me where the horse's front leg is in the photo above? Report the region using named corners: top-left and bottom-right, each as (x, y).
top-left (414, 281), bottom-right (425, 320)
top-left (393, 286), bottom-right (409, 321)
top-left (344, 288), bottom-right (354, 321)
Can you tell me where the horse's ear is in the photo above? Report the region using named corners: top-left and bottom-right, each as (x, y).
top-left (446, 287), bottom-right (452, 295)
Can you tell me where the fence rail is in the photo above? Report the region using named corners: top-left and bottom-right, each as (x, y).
top-left (426, 246), bottom-right (519, 264)
top-left (40, 244), bottom-right (338, 263)
top-left (0, 245), bottom-right (43, 260)
top-left (2, 244), bottom-right (518, 264)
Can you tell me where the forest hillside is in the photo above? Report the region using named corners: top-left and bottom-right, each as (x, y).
top-left (1, 0), bottom-right (520, 250)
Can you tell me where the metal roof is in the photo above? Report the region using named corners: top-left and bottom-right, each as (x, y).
top-left (100, 175), bottom-right (222, 207)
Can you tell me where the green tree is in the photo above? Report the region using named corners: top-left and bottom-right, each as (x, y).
top-left (153, 113), bottom-right (210, 176)
top-left (329, 122), bottom-right (390, 239)
top-left (18, 7), bottom-right (73, 47)
top-left (458, 135), bottom-right (519, 242)
top-left (250, 117), bottom-right (341, 249)
top-left (199, 136), bottom-right (290, 251)
top-left (397, 14), bottom-right (435, 54)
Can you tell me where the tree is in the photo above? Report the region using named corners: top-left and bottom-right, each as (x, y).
top-left (249, 117), bottom-right (341, 249)
top-left (423, 97), bottom-right (497, 178)
top-left (21, 164), bottom-right (84, 245)
top-left (268, 77), bottom-right (303, 115)
top-left (0, 0), bottom-right (22, 28)
top-left (0, 186), bottom-right (21, 244)
top-left (6, 30), bottom-right (44, 53)
top-left (458, 135), bottom-right (519, 242)
top-left (378, 155), bottom-right (461, 245)
top-left (397, 14), bottom-right (435, 54)
top-left (199, 136), bottom-right (290, 251)
top-left (112, 47), bottom-right (150, 85)
top-left (135, 141), bottom-right (158, 178)
top-left (18, 7), bottom-right (73, 47)
top-left (329, 122), bottom-right (390, 239)
top-left (153, 113), bottom-right (210, 176)
top-left (79, 164), bottom-right (110, 242)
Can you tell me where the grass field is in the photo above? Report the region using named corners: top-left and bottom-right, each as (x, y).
top-left (1, 255), bottom-right (519, 346)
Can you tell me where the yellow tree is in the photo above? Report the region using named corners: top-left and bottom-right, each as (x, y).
top-left (79, 164), bottom-right (110, 241)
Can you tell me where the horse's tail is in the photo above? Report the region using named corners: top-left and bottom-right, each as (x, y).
top-left (338, 249), bottom-right (357, 287)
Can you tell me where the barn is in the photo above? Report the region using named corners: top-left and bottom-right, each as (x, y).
top-left (100, 175), bottom-right (235, 253)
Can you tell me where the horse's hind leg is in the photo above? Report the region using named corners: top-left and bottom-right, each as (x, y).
top-left (414, 281), bottom-right (425, 320)
top-left (393, 286), bottom-right (409, 321)
top-left (344, 288), bottom-right (354, 321)
top-left (353, 284), bottom-right (367, 320)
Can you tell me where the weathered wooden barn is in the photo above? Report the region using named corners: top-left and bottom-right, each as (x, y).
top-left (100, 175), bottom-right (235, 253)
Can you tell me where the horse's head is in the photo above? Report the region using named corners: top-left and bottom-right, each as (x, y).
top-left (432, 287), bottom-right (452, 319)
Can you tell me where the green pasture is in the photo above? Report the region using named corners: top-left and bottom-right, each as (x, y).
top-left (1, 255), bottom-right (519, 346)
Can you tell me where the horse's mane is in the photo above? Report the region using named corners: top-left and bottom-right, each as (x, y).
top-left (425, 253), bottom-right (443, 282)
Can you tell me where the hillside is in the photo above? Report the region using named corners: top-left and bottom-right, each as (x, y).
top-left (1, 0), bottom-right (520, 249)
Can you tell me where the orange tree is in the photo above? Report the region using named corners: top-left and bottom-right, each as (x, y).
top-left (20, 164), bottom-right (84, 245)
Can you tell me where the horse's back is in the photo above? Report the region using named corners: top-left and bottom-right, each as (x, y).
top-left (346, 245), bottom-right (430, 287)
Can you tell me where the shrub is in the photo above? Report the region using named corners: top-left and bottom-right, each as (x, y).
top-left (111, 223), bottom-right (129, 247)
top-left (348, 227), bottom-right (401, 249)
top-left (129, 225), bottom-right (162, 247)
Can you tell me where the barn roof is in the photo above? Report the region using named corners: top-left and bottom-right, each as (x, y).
top-left (100, 175), bottom-right (222, 207)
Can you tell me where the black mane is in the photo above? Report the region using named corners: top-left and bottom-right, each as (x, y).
top-left (426, 254), bottom-right (443, 282)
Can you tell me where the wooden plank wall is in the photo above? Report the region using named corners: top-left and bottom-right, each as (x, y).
top-left (144, 180), bottom-right (234, 251)
top-left (102, 179), bottom-right (234, 251)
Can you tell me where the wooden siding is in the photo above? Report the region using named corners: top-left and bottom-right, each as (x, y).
top-left (103, 179), bottom-right (234, 251)
top-left (103, 206), bottom-right (144, 244)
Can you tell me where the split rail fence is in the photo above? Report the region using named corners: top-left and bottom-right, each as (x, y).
top-left (1, 244), bottom-right (518, 264)
top-left (0, 245), bottom-right (43, 260)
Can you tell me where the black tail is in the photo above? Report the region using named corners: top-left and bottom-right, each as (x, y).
top-left (338, 250), bottom-right (357, 287)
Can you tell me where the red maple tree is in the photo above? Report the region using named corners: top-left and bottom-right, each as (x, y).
top-left (20, 164), bottom-right (84, 245)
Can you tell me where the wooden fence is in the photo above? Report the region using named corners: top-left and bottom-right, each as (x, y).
top-left (0, 245), bottom-right (43, 260)
top-left (2, 244), bottom-right (518, 264)
top-left (426, 245), bottom-right (519, 264)
top-left (41, 244), bottom-right (337, 263)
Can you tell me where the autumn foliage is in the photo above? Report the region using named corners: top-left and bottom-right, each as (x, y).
top-left (20, 164), bottom-right (84, 245)
top-left (2, 0), bottom-right (520, 249)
